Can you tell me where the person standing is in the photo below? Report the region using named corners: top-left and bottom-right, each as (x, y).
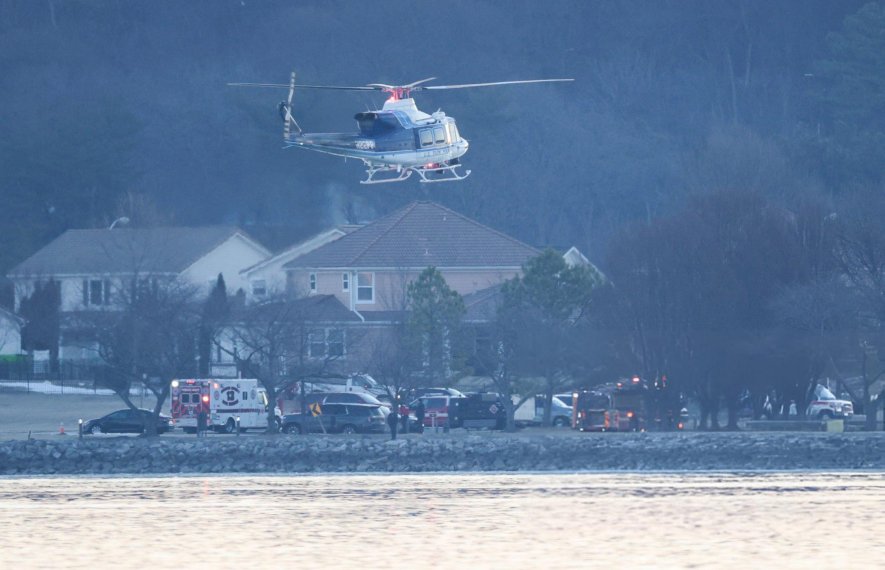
top-left (415, 399), bottom-right (426, 434)
top-left (387, 409), bottom-right (399, 438)
top-left (197, 410), bottom-right (207, 438)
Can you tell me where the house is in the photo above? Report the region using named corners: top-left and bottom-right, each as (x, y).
top-left (239, 225), bottom-right (361, 303)
top-left (211, 294), bottom-right (365, 378)
top-left (7, 226), bottom-right (271, 313)
top-left (210, 201), bottom-right (549, 380)
top-left (283, 201), bottom-right (542, 316)
top-left (7, 226), bottom-right (271, 364)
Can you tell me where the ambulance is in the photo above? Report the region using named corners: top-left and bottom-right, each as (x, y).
top-left (170, 378), bottom-right (279, 433)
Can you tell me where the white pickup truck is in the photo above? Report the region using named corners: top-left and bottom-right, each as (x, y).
top-left (806, 385), bottom-right (854, 420)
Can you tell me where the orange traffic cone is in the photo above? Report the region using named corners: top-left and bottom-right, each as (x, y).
top-left (58, 422), bottom-right (65, 436)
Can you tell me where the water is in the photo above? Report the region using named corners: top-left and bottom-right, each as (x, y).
top-left (0, 472), bottom-right (882, 569)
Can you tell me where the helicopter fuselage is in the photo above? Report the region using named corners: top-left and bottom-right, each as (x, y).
top-left (284, 98), bottom-right (468, 169)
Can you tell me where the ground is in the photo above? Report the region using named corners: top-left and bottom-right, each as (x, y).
top-left (0, 390), bottom-right (158, 439)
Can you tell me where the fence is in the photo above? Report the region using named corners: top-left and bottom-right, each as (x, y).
top-left (0, 356), bottom-right (118, 395)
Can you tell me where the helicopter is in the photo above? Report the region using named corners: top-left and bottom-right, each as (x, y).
top-left (229, 73), bottom-right (573, 184)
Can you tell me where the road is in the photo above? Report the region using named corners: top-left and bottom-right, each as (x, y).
top-left (0, 390), bottom-right (158, 439)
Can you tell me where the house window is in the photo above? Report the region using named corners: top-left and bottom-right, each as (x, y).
top-left (83, 279), bottom-right (110, 306)
top-left (308, 328), bottom-right (346, 359)
top-left (342, 273), bottom-right (350, 292)
top-left (252, 280), bottom-right (267, 297)
top-left (309, 273), bottom-right (317, 293)
top-left (309, 329), bottom-right (326, 357)
top-left (328, 329), bottom-right (345, 357)
top-left (356, 272), bottom-right (374, 303)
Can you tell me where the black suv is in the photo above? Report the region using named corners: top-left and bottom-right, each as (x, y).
top-left (281, 403), bottom-right (388, 435)
top-left (448, 393), bottom-right (506, 429)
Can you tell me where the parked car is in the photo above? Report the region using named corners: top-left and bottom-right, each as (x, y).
top-left (300, 374), bottom-right (387, 398)
top-left (83, 409), bottom-right (172, 435)
top-left (281, 403), bottom-right (388, 435)
top-left (283, 391), bottom-right (391, 417)
top-left (806, 385), bottom-right (854, 419)
top-left (321, 392), bottom-right (391, 416)
top-left (554, 392), bottom-right (575, 408)
top-left (412, 387), bottom-right (465, 399)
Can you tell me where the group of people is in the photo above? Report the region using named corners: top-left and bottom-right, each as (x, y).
top-left (387, 399), bottom-right (425, 434)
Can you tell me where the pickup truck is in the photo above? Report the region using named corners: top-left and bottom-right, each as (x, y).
top-left (806, 385), bottom-right (854, 419)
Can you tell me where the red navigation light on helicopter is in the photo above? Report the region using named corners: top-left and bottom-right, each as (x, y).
top-left (632, 376), bottom-right (640, 384)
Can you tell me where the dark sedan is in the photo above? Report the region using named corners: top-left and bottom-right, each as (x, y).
top-left (83, 409), bottom-right (173, 435)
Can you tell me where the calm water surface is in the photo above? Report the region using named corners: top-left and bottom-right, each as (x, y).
top-left (0, 472), bottom-right (882, 569)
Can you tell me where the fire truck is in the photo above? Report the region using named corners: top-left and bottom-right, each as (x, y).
top-left (573, 376), bottom-right (686, 432)
top-left (572, 390), bottom-right (612, 431)
top-left (170, 378), bottom-right (278, 433)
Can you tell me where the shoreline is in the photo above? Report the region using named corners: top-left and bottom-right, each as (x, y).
top-left (2, 432), bottom-right (883, 476)
top-left (2, 468), bottom-right (884, 482)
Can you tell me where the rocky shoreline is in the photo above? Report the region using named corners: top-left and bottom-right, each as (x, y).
top-left (1, 432), bottom-right (883, 476)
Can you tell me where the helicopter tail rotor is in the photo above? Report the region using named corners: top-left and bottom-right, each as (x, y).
top-left (280, 71), bottom-right (302, 138)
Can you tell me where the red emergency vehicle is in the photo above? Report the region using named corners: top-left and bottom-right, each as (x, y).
top-left (572, 390), bottom-right (612, 431)
top-left (573, 376), bottom-right (686, 432)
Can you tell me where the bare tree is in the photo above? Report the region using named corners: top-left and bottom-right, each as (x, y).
top-left (219, 293), bottom-right (356, 433)
top-left (87, 276), bottom-right (200, 435)
top-left (835, 186), bottom-right (885, 429)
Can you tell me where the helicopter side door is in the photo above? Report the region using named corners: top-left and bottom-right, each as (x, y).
top-left (417, 125), bottom-right (449, 149)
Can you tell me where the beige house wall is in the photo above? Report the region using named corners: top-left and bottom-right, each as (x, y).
top-left (287, 267), bottom-right (522, 311)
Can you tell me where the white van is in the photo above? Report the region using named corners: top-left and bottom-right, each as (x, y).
top-left (514, 395), bottom-right (573, 427)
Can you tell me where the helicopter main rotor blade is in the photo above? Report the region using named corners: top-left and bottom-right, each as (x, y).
top-left (417, 78), bottom-right (574, 90)
top-left (403, 77), bottom-right (437, 88)
top-left (228, 82), bottom-right (379, 91)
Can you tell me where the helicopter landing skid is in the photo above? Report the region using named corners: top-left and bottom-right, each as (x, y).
top-left (360, 166), bottom-right (413, 185)
top-left (414, 163), bottom-right (472, 184)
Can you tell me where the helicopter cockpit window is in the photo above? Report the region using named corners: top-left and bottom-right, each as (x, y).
top-left (433, 127), bottom-right (446, 144)
top-left (419, 129), bottom-right (433, 147)
top-left (446, 123), bottom-right (461, 143)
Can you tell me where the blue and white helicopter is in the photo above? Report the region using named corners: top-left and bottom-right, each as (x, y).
top-left (229, 73), bottom-right (573, 184)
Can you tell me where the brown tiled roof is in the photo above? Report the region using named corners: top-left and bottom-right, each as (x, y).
top-left (8, 227), bottom-right (268, 277)
top-left (231, 295), bottom-right (362, 323)
top-left (285, 202), bottom-right (539, 269)
top-left (462, 284), bottom-right (502, 322)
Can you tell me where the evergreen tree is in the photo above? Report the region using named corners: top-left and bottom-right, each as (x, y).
top-left (407, 267), bottom-right (466, 387)
top-left (19, 280), bottom-right (60, 369)
top-left (499, 250), bottom-right (603, 425)
top-left (199, 274), bottom-right (229, 376)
